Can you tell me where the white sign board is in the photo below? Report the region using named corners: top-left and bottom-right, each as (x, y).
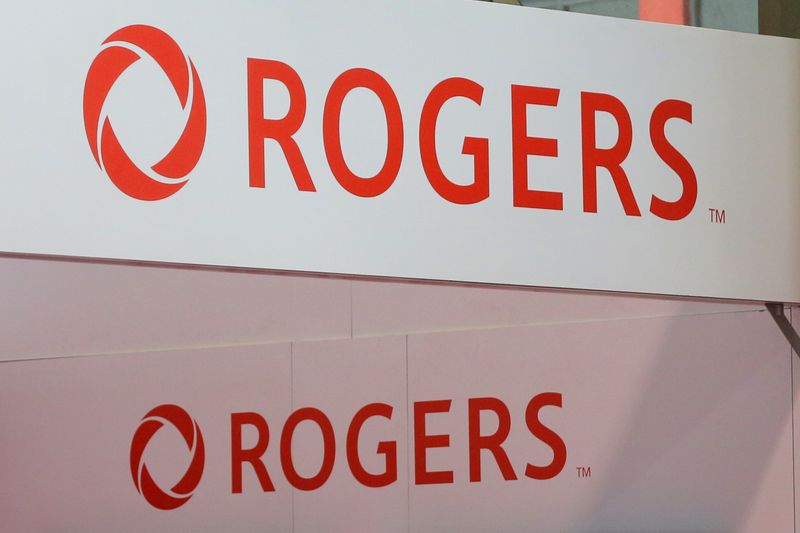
top-left (1, 0), bottom-right (799, 301)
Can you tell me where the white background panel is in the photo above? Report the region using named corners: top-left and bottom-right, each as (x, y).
top-left (0, 1), bottom-right (798, 300)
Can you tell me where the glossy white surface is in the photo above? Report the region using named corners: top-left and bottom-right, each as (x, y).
top-left (0, 1), bottom-right (799, 300)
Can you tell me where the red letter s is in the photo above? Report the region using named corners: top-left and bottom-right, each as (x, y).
top-left (525, 393), bottom-right (567, 480)
top-left (649, 99), bottom-right (697, 221)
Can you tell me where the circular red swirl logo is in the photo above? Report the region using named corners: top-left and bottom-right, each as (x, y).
top-left (130, 404), bottom-right (205, 510)
top-left (83, 25), bottom-right (206, 201)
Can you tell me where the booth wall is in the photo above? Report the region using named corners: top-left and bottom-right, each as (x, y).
top-left (0, 257), bottom-right (796, 531)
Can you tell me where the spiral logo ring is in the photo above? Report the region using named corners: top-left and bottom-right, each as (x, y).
top-left (130, 404), bottom-right (205, 510)
top-left (83, 25), bottom-right (206, 201)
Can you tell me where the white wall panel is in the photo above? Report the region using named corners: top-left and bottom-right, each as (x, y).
top-left (0, 1), bottom-right (799, 301)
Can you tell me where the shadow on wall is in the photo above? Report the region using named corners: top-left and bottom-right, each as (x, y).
top-left (578, 307), bottom-right (793, 532)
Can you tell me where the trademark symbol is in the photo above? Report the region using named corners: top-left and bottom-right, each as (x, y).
top-left (576, 466), bottom-right (592, 479)
top-left (708, 208), bottom-right (726, 224)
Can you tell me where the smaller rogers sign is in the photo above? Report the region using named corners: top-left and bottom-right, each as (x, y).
top-left (131, 394), bottom-right (566, 510)
top-left (130, 404), bottom-right (205, 510)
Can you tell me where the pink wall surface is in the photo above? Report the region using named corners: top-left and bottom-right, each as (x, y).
top-left (0, 258), bottom-right (796, 531)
